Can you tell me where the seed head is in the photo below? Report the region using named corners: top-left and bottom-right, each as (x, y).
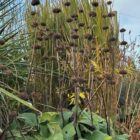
top-left (31, 0), bottom-right (40, 6)
top-left (107, 1), bottom-right (112, 5)
top-left (31, 11), bottom-right (36, 15)
top-left (102, 26), bottom-right (109, 30)
top-left (78, 22), bottom-right (85, 27)
top-left (64, 1), bottom-right (71, 6)
top-left (32, 44), bottom-right (42, 49)
top-left (89, 11), bottom-right (97, 17)
top-left (40, 22), bottom-right (46, 26)
top-left (53, 32), bottom-right (62, 40)
top-left (84, 33), bottom-right (93, 41)
top-left (52, 8), bottom-right (61, 14)
top-left (66, 18), bottom-right (73, 23)
top-left (0, 39), bottom-right (5, 45)
top-left (120, 41), bottom-right (127, 45)
top-left (108, 12), bottom-right (115, 17)
top-left (19, 92), bottom-right (29, 101)
top-left (120, 28), bottom-right (126, 33)
top-left (79, 8), bottom-right (84, 13)
top-left (119, 70), bottom-right (127, 75)
top-left (71, 33), bottom-right (79, 39)
top-left (91, 1), bottom-right (99, 7)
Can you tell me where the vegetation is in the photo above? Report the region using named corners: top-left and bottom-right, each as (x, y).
top-left (0, 0), bottom-right (139, 140)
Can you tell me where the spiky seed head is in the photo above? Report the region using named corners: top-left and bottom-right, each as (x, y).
top-left (0, 64), bottom-right (6, 70)
top-left (19, 92), bottom-right (29, 101)
top-left (32, 44), bottom-right (42, 49)
top-left (78, 22), bottom-right (85, 27)
top-left (52, 8), bottom-right (61, 14)
top-left (89, 11), bottom-right (97, 17)
top-left (120, 41), bottom-right (128, 45)
top-left (4, 70), bottom-right (12, 76)
top-left (31, 0), bottom-right (40, 6)
top-left (31, 22), bottom-right (38, 28)
top-left (64, 1), bottom-right (71, 6)
top-left (91, 1), bottom-right (99, 7)
top-left (84, 33), bottom-right (93, 41)
top-left (109, 37), bottom-right (117, 42)
top-left (40, 22), bottom-right (46, 26)
top-left (119, 70), bottom-right (127, 75)
top-left (66, 18), bottom-right (73, 23)
top-left (71, 33), bottom-right (79, 39)
top-left (102, 26), bottom-right (109, 30)
top-left (73, 28), bottom-right (79, 32)
top-left (31, 11), bottom-right (36, 15)
top-left (107, 1), bottom-right (112, 5)
top-left (120, 28), bottom-right (126, 33)
top-left (108, 12), bottom-right (115, 17)
top-left (79, 8), bottom-right (84, 13)
top-left (53, 32), bottom-right (62, 40)
top-left (71, 14), bottom-right (78, 19)
top-left (37, 36), bottom-right (43, 41)
top-left (0, 39), bottom-right (5, 45)
top-left (102, 48), bottom-right (110, 53)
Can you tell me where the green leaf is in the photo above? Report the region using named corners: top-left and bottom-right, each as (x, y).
top-left (63, 123), bottom-right (76, 139)
top-left (115, 134), bottom-right (129, 140)
top-left (17, 113), bottom-right (38, 127)
top-left (47, 132), bottom-right (63, 140)
top-left (0, 88), bottom-right (41, 114)
top-left (85, 130), bottom-right (112, 140)
top-left (39, 112), bottom-right (58, 123)
top-left (47, 122), bottom-right (62, 134)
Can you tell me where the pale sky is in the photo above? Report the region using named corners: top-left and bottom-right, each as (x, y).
top-left (114, 0), bottom-right (140, 39)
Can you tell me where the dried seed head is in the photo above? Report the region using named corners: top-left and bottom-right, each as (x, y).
top-left (78, 78), bottom-right (87, 84)
top-left (31, 22), bottom-right (38, 28)
top-left (120, 41), bottom-right (128, 45)
top-left (108, 12), bottom-right (115, 17)
top-left (69, 41), bottom-right (77, 47)
top-left (119, 69), bottom-right (127, 75)
top-left (66, 18), bottom-right (73, 23)
top-left (53, 32), bottom-right (62, 40)
top-left (4, 70), bottom-right (12, 76)
top-left (40, 22), bottom-right (46, 26)
top-left (120, 28), bottom-right (126, 33)
top-left (71, 33), bottom-right (79, 39)
top-left (19, 92), bottom-right (29, 101)
top-left (109, 37), bottom-right (117, 42)
top-left (102, 26), bottom-right (109, 30)
top-left (43, 35), bottom-right (49, 40)
top-left (73, 28), bottom-right (79, 32)
top-left (9, 111), bottom-right (17, 121)
top-left (31, 0), bottom-right (40, 6)
top-left (52, 8), bottom-right (61, 14)
top-left (64, 1), bottom-right (71, 6)
top-left (91, 1), bottom-right (99, 7)
top-left (102, 48), bottom-right (110, 53)
top-left (79, 8), bottom-right (84, 13)
top-left (108, 80), bottom-right (116, 85)
top-left (102, 14), bottom-right (108, 18)
top-left (0, 39), bottom-right (5, 45)
top-left (71, 14), bottom-right (78, 20)
top-left (31, 11), bottom-right (36, 15)
top-left (97, 75), bottom-right (103, 81)
top-left (89, 11), bottom-right (97, 17)
top-left (37, 35), bottom-right (43, 41)
top-left (84, 33), bottom-right (93, 41)
top-left (78, 22), bottom-right (85, 27)
top-left (32, 44), bottom-right (42, 49)
top-left (104, 73), bottom-right (113, 80)
top-left (0, 64), bottom-right (6, 70)
top-left (107, 1), bottom-right (112, 5)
